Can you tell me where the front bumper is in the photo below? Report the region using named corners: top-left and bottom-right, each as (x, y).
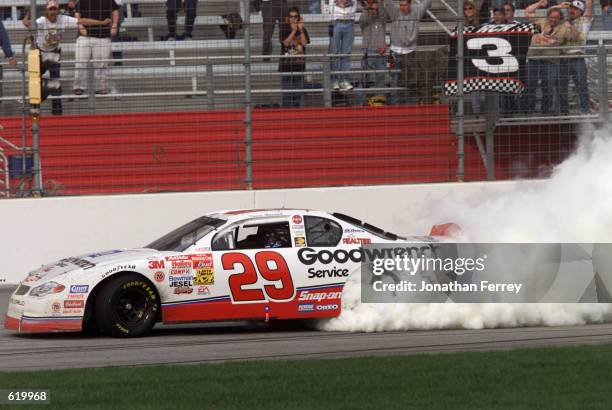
top-left (4, 314), bottom-right (82, 332)
top-left (4, 291), bottom-right (83, 333)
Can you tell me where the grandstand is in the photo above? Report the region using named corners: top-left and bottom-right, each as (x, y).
top-left (0, 0), bottom-right (609, 197)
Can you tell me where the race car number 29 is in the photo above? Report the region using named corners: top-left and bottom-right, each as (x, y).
top-left (223, 251), bottom-right (295, 302)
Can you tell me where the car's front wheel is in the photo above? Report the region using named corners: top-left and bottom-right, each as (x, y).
top-left (94, 274), bottom-right (159, 337)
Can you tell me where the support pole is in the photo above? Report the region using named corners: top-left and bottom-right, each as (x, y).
top-left (29, 0), bottom-right (41, 196)
top-left (456, 0), bottom-right (465, 182)
top-left (243, 0), bottom-right (253, 190)
top-left (598, 43), bottom-right (609, 122)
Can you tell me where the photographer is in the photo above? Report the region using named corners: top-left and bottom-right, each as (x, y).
top-left (357, 1), bottom-right (387, 106)
top-left (279, 7), bottom-right (310, 108)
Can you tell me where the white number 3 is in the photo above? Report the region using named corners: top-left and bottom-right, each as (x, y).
top-left (466, 37), bottom-right (519, 74)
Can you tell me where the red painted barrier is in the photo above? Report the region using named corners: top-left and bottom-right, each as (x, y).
top-left (0, 106), bottom-right (575, 196)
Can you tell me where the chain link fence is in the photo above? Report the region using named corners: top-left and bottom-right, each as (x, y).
top-left (0, 0), bottom-right (609, 197)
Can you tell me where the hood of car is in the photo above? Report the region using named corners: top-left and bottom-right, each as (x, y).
top-left (22, 248), bottom-right (161, 284)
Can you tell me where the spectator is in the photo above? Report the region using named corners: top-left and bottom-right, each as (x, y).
top-left (454, 0), bottom-right (483, 114)
top-left (357, 1), bottom-right (387, 106)
top-left (328, 0), bottom-right (357, 91)
top-left (503, 2), bottom-right (521, 23)
top-left (491, 6), bottom-right (506, 23)
top-left (522, 0), bottom-right (580, 114)
top-left (279, 7), bottom-right (310, 108)
top-left (309, 0), bottom-right (322, 13)
top-left (602, 0), bottom-right (612, 30)
top-left (477, 0), bottom-right (494, 22)
top-left (163, 0), bottom-right (198, 40)
top-left (385, 0), bottom-right (433, 104)
top-left (0, 20), bottom-right (16, 102)
top-left (262, 0), bottom-right (288, 61)
top-left (64, 0), bottom-right (78, 17)
top-left (23, 0), bottom-right (110, 114)
top-left (558, 0), bottom-right (592, 114)
top-left (463, 0), bottom-right (480, 26)
top-left (74, 0), bottom-right (120, 95)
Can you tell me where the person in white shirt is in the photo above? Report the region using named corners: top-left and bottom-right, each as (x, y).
top-left (23, 0), bottom-right (110, 114)
top-left (327, 0), bottom-right (357, 91)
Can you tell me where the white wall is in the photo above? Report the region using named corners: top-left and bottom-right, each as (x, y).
top-left (0, 181), bottom-right (529, 284)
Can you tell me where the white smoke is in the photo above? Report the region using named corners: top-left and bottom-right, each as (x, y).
top-left (319, 124), bottom-right (612, 331)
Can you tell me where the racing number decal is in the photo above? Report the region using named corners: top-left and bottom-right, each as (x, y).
top-left (224, 253), bottom-right (265, 302)
top-left (466, 37), bottom-right (519, 74)
top-left (223, 251), bottom-right (295, 302)
top-left (255, 251), bottom-right (294, 300)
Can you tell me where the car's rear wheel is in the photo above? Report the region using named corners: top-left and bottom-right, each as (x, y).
top-left (94, 274), bottom-right (159, 337)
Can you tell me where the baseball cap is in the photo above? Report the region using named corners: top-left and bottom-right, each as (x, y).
top-left (570, 0), bottom-right (585, 12)
top-left (46, 0), bottom-right (59, 9)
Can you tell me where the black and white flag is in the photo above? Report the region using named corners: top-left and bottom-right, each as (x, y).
top-left (444, 23), bottom-right (539, 96)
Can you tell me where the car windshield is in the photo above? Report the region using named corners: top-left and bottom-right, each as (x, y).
top-left (146, 216), bottom-right (227, 252)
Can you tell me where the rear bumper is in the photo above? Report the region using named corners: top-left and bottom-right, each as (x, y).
top-left (4, 314), bottom-right (82, 333)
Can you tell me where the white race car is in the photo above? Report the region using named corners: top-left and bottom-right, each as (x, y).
top-left (5, 209), bottom-right (450, 337)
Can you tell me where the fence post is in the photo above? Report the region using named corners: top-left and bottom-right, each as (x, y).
top-left (206, 61), bottom-right (215, 110)
top-left (87, 60), bottom-right (95, 114)
top-left (323, 56), bottom-right (332, 107)
top-left (243, 0), bottom-right (253, 190)
top-left (598, 43), bottom-right (609, 122)
top-left (29, 0), bottom-right (42, 196)
top-left (456, 0), bottom-right (465, 182)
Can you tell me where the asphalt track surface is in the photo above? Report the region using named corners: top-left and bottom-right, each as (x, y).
top-left (2, 287), bottom-right (612, 371)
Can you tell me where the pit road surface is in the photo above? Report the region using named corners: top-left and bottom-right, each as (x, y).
top-left (2, 287), bottom-right (612, 371)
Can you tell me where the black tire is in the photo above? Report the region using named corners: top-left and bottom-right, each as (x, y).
top-left (94, 274), bottom-right (159, 338)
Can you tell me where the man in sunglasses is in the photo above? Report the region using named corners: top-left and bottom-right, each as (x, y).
top-left (23, 0), bottom-right (111, 115)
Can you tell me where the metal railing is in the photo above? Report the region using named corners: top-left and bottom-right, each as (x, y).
top-left (0, 0), bottom-right (609, 197)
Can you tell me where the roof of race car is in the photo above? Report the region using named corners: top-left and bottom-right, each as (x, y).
top-left (208, 208), bottom-right (321, 223)
top-left (209, 209), bottom-right (407, 241)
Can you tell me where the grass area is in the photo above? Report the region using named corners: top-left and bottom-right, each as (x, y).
top-left (2, 344), bottom-right (612, 409)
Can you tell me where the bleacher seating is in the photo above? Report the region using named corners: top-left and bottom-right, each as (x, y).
top-left (0, 0), bottom-right (602, 196)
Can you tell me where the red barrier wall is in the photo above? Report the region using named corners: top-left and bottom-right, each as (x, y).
top-left (0, 105), bottom-right (575, 196)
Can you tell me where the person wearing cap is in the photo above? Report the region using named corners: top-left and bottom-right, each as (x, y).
top-left (522, 0), bottom-right (581, 115)
top-left (73, 0), bottom-right (121, 95)
top-left (555, 0), bottom-right (593, 114)
top-left (23, 0), bottom-right (110, 115)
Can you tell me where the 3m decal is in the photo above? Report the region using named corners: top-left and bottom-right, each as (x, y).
top-left (148, 260), bottom-right (165, 270)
